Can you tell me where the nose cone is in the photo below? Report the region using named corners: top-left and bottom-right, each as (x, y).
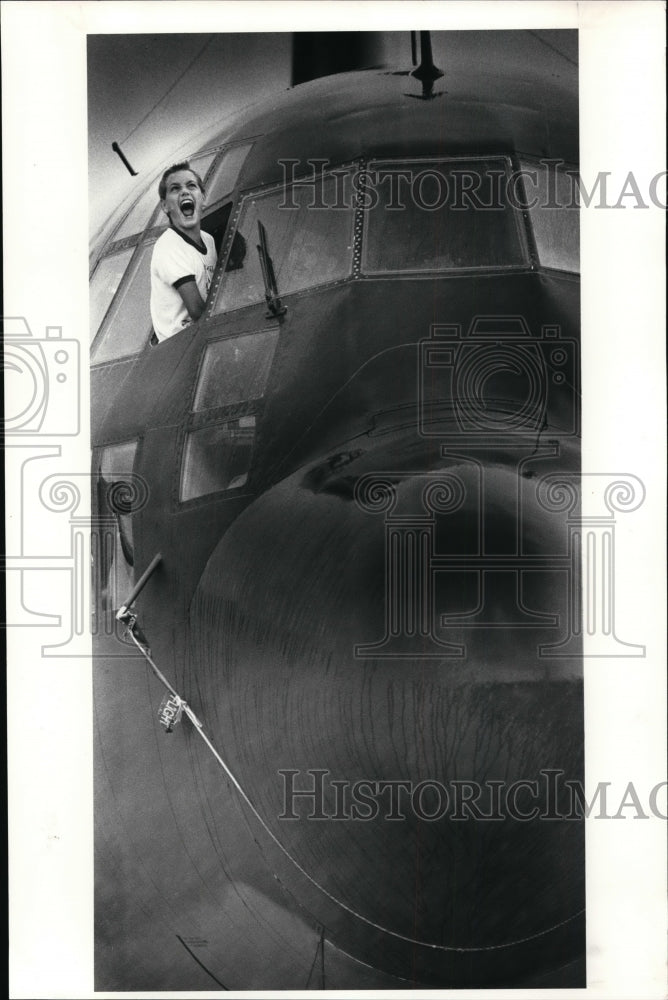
top-left (187, 446), bottom-right (584, 986)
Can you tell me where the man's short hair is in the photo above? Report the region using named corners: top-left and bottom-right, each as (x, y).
top-left (158, 161), bottom-right (205, 201)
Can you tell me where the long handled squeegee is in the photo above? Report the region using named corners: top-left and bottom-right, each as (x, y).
top-left (116, 552), bottom-right (162, 622)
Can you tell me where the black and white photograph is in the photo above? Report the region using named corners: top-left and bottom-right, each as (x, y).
top-left (4, 2), bottom-right (666, 998)
top-left (89, 26), bottom-right (586, 991)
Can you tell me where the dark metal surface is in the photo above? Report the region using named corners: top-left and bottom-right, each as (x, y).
top-left (92, 37), bottom-right (582, 989)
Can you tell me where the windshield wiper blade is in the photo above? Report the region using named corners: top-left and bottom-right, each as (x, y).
top-left (256, 220), bottom-right (287, 318)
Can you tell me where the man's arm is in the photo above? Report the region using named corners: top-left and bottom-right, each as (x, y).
top-left (174, 276), bottom-right (207, 321)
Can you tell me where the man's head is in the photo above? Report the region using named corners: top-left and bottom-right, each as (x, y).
top-left (159, 162), bottom-right (205, 235)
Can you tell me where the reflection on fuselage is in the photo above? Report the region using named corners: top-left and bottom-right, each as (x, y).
top-left (91, 59), bottom-right (583, 989)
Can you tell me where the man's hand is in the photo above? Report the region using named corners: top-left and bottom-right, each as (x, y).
top-left (176, 277), bottom-right (207, 321)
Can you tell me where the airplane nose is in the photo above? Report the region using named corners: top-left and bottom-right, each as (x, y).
top-left (185, 448), bottom-right (584, 986)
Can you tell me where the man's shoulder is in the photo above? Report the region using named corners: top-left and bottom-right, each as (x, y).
top-left (154, 227), bottom-right (183, 249)
top-left (152, 227), bottom-right (179, 256)
top-left (152, 227), bottom-right (198, 268)
top-left (202, 231), bottom-right (216, 254)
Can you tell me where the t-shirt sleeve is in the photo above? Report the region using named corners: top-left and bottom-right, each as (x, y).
top-left (173, 274), bottom-right (196, 289)
top-left (153, 236), bottom-right (196, 288)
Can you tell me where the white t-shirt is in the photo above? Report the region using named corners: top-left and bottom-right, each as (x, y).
top-left (150, 227), bottom-right (217, 341)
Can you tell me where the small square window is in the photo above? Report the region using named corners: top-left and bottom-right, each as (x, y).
top-left (180, 416), bottom-right (256, 501)
top-left (193, 330), bottom-right (278, 411)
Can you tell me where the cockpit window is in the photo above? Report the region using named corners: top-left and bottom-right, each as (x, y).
top-left (91, 242), bottom-right (154, 364)
top-left (191, 149), bottom-right (218, 186)
top-left (111, 150), bottom-right (218, 242)
top-left (112, 186), bottom-right (162, 242)
top-left (89, 248), bottom-right (134, 344)
top-left (90, 147), bottom-right (227, 366)
top-left (205, 142), bottom-right (253, 207)
top-left (212, 169), bottom-right (355, 314)
top-left (520, 161), bottom-right (579, 273)
top-left (363, 157), bottom-right (527, 273)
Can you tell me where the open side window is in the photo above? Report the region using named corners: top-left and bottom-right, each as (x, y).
top-left (203, 201), bottom-right (234, 256)
top-left (91, 205), bottom-right (234, 362)
top-left (90, 146), bottom-right (235, 364)
top-left (146, 202), bottom-right (235, 350)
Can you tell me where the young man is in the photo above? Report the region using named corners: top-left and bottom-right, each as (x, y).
top-left (150, 162), bottom-right (217, 342)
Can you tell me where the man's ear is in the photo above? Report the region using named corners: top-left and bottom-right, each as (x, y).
top-left (160, 198), bottom-right (169, 217)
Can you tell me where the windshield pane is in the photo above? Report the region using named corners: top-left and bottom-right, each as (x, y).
top-left (520, 162), bottom-right (579, 273)
top-left (191, 149), bottom-right (217, 183)
top-left (89, 249), bottom-right (134, 343)
top-left (112, 152), bottom-right (217, 242)
top-left (363, 158), bottom-right (526, 273)
top-left (205, 143), bottom-right (253, 205)
top-left (92, 243), bottom-right (154, 363)
top-left (113, 184), bottom-right (161, 241)
top-left (213, 170), bottom-right (354, 314)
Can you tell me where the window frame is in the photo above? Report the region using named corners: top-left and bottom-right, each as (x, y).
top-left (90, 235), bottom-right (159, 365)
top-left (90, 140), bottom-right (259, 365)
top-left (98, 142), bottom-right (234, 254)
top-left (90, 148), bottom-right (580, 366)
top-left (513, 155), bottom-right (580, 276)
top-left (175, 325), bottom-right (279, 508)
top-left (360, 154), bottom-right (533, 278)
top-left (178, 412), bottom-right (259, 503)
top-left (200, 139), bottom-right (255, 217)
top-left (207, 159), bottom-right (361, 318)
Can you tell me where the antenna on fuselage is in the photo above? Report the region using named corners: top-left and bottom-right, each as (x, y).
top-left (409, 31), bottom-right (444, 99)
top-left (112, 141), bottom-right (138, 177)
top-left (410, 31), bottom-right (418, 67)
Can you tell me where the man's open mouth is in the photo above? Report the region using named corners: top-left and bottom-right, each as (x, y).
top-left (180, 198), bottom-right (195, 218)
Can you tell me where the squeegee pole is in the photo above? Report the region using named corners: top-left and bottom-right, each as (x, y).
top-left (116, 553), bottom-right (162, 620)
